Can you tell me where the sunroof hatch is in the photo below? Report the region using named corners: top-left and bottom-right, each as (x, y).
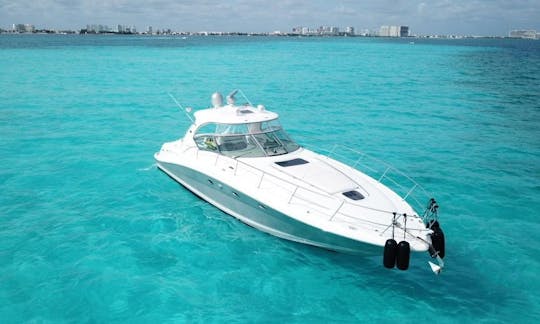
top-left (342, 190), bottom-right (365, 201)
top-left (275, 158), bottom-right (309, 167)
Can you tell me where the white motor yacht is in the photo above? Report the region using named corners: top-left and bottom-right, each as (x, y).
top-left (155, 91), bottom-right (446, 273)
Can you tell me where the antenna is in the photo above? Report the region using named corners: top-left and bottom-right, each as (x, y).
top-left (168, 93), bottom-right (194, 123)
top-left (226, 89), bottom-right (253, 106)
top-left (226, 89), bottom-right (238, 105)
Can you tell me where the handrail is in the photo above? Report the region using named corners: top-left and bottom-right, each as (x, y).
top-left (189, 147), bottom-right (348, 215)
top-left (229, 152), bottom-right (332, 204)
top-left (307, 144), bottom-right (435, 221)
top-left (186, 143), bottom-right (435, 227)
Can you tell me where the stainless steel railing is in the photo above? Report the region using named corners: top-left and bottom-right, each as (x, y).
top-left (324, 144), bottom-right (434, 218)
top-left (183, 143), bottom-right (434, 226)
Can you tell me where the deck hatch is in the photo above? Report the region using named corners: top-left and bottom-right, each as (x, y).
top-left (342, 190), bottom-right (365, 201)
top-left (275, 158), bottom-right (309, 167)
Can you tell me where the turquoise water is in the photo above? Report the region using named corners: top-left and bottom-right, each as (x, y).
top-left (1, 34), bottom-right (539, 323)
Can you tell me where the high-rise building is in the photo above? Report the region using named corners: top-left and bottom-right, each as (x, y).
top-left (345, 27), bottom-right (355, 35)
top-left (400, 26), bottom-right (409, 37)
top-left (13, 24), bottom-right (34, 33)
top-left (147, 26), bottom-right (153, 34)
top-left (389, 26), bottom-right (399, 37)
top-left (379, 25), bottom-right (409, 37)
top-left (317, 26), bottom-right (339, 35)
top-left (509, 30), bottom-right (536, 39)
top-left (379, 25), bottom-right (390, 37)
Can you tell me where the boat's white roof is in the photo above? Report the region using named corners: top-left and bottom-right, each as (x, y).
top-left (193, 105), bottom-right (279, 125)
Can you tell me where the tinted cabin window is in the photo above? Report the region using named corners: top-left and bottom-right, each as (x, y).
top-left (193, 120), bottom-right (300, 158)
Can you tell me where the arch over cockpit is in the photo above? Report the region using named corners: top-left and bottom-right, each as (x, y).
top-left (193, 120), bottom-right (300, 158)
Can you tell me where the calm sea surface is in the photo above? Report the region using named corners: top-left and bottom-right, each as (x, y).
top-left (1, 34), bottom-right (539, 323)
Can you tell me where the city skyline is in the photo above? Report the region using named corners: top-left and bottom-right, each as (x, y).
top-left (1, 0), bottom-right (540, 36)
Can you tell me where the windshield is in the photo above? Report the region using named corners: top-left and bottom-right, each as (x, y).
top-left (193, 120), bottom-right (300, 157)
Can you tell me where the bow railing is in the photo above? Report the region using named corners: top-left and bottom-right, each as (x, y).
top-left (183, 143), bottom-right (437, 226)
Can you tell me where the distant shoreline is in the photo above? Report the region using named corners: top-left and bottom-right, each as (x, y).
top-left (0, 32), bottom-right (537, 40)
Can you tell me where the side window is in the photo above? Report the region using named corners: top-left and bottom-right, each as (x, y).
top-left (274, 129), bottom-right (300, 153)
top-left (194, 135), bottom-right (218, 151)
top-left (194, 123), bottom-right (219, 152)
top-left (216, 135), bottom-right (248, 152)
top-left (253, 132), bottom-right (287, 156)
top-left (216, 135), bottom-right (265, 158)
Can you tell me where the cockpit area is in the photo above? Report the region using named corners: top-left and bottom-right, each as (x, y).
top-left (193, 120), bottom-right (300, 158)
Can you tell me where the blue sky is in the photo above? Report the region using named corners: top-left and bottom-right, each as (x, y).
top-left (1, 0), bottom-right (539, 35)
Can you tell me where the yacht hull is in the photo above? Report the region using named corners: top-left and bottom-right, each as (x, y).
top-left (157, 161), bottom-right (382, 255)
